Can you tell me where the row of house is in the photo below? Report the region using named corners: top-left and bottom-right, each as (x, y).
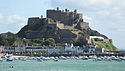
top-left (0, 44), bottom-right (104, 56)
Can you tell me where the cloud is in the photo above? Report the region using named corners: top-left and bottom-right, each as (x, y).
top-left (0, 13), bottom-right (27, 33)
top-left (0, 13), bottom-right (4, 23)
top-left (52, 0), bottom-right (125, 49)
top-left (7, 15), bottom-right (27, 26)
top-left (83, 16), bottom-right (92, 23)
top-left (96, 10), bottom-right (110, 17)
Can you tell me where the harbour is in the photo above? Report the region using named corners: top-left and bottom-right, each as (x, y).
top-left (0, 58), bottom-right (125, 71)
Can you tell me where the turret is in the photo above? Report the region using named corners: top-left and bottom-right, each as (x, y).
top-left (74, 9), bottom-right (77, 14)
top-left (57, 7), bottom-right (59, 11)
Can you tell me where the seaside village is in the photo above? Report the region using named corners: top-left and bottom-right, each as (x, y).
top-left (1, 36), bottom-right (114, 56)
top-left (0, 7), bottom-right (125, 61)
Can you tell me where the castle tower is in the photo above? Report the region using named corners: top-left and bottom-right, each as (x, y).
top-left (47, 8), bottom-right (83, 26)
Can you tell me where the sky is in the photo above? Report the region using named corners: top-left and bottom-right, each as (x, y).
top-left (0, 0), bottom-right (125, 50)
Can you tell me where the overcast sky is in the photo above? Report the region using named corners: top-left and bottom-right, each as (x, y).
top-left (0, 0), bottom-right (125, 49)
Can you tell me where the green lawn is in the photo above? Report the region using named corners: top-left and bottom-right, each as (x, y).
top-left (94, 41), bottom-right (118, 51)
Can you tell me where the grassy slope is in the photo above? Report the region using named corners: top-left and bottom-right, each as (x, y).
top-left (94, 41), bottom-right (119, 51)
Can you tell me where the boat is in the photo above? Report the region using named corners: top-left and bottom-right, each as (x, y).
top-left (82, 56), bottom-right (88, 60)
top-left (120, 56), bottom-right (125, 60)
top-left (50, 57), bottom-right (55, 60)
top-left (9, 65), bottom-right (14, 68)
top-left (6, 58), bottom-right (13, 61)
top-left (0, 58), bottom-right (3, 62)
top-left (37, 58), bottom-right (42, 62)
top-left (6, 56), bottom-right (13, 61)
top-left (96, 57), bottom-right (102, 61)
top-left (19, 57), bottom-right (26, 61)
top-left (53, 59), bottom-right (58, 61)
top-left (42, 57), bottom-right (50, 61)
top-left (59, 56), bottom-right (66, 60)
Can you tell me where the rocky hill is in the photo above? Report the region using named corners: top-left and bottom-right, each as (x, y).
top-left (17, 8), bottom-right (118, 50)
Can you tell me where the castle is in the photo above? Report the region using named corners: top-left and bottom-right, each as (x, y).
top-left (22, 8), bottom-right (89, 43)
top-left (28, 7), bottom-right (89, 30)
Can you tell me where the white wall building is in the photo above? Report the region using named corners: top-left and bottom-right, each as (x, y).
top-left (88, 44), bottom-right (96, 53)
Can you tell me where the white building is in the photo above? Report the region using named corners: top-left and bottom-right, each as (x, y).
top-left (64, 43), bottom-right (83, 54)
top-left (88, 44), bottom-right (96, 53)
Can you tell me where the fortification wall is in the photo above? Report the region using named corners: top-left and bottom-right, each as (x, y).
top-left (56, 23), bottom-right (64, 29)
top-left (80, 22), bottom-right (89, 29)
top-left (46, 8), bottom-right (83, 26)
top-left (75, 22), bottom-right (89, 30)
top-left (28, 17), bottom-right (41, 26)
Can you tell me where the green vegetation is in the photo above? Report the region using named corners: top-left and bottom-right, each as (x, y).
top-left (70, 39), bottom-right (84, 47)
top-left (17, 38), bottom-right (56, 46)
top-left (94, 41), bottom-right (119, 51)
top-left (43, 38), bottom-right (55, 46)
top-left (0, 31), bottom-right (118, 51)
top-left (0, 32), bottom-right (18, 46)
top-left (0, 32), bottom-right (55, 46)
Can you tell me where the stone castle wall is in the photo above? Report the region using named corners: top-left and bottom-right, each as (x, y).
top-left (47, 8), bottom-right (83, 26)
top-left (28, 17), bottom-right (41, 26)
top-left (75, 22), bottom-right (89, 30)
top-left (26, 8), bottom-right (90, 43)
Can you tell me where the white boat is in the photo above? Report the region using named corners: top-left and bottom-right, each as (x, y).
top-left (6, 58), bottom-right (13, 61)
top-left (19, 57), bottom-right (26, 61)
top-left (120, 56), bottom-right (125, 60)
top-left (50, 57), bottom-right (55, 60)
top-left (82, 56), bottom-right (88, 60)
top-left (59, 56), bottom-right (66, 60)
top-left (42, 57), bottom-right (50, 61)
top-left (28, 57), bottom-right (37, 60)
top-left (0, 58), bottom-right (3, 62)
top-left (55, 57), bottom-right (59, 59)
top-left (78, 56), bottom-right (83, 59)
top-left (104, 56), bottom-right (111, 61)
top-left (96, 57), bottom-right (102, 61)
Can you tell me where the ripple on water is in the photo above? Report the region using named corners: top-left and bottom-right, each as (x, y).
top-left (0, 60), bottom-right (125, 71)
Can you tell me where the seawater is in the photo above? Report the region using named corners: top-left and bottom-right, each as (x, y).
top-left (0, 59), bottom-right (125, 71)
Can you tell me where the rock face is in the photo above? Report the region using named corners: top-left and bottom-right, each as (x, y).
top-left (17, 8), bottom-right (107, 44)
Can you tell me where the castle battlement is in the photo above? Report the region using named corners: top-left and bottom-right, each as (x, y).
top-left (27, 7), bottom-right (89, 30)
top-left (47, 7), bottom-right (83, 26)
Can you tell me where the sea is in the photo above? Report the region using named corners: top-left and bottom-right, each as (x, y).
top-left (0, 59), bottom-right (125, 71)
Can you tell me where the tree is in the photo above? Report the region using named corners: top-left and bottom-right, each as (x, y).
top-left (13, 38), bottom-right (23, 46)
top-left (0, 36), bottom-right (9, 46)
top-left (70, 39), bottom-right (83, 47)
top-left (43, 38), bottom-right (55, 46)
top-left (0, 32), bottom-right (18, 46)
